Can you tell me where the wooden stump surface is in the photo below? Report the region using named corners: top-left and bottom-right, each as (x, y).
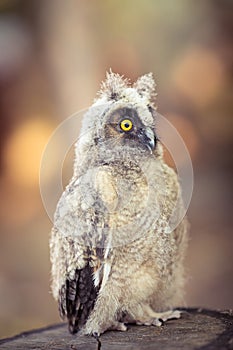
top-left (0, 308), bottom-right (233, 350)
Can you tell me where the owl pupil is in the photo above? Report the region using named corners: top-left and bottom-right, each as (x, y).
top-left (125, 122), bottom-right (130, 128)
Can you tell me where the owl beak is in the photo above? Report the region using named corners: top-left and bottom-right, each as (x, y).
top-left (138, 127), bottom-right (155, 152)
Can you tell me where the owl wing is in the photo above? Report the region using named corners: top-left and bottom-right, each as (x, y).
top-left (58, 259), bottom-right (100, 334)
top-left (50, 168), bottom-right (118, 334)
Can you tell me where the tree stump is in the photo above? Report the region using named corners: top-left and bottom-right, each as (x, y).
top-left (0, 308), bottom-right (233, 350)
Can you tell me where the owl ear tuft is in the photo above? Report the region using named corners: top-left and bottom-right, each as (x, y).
top-left (134, 73), bottom-right (157, 107)
top-left (98, 69), bottom-right (129, 101)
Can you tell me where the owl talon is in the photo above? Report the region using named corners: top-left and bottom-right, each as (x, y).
top-left (110, 321), bottom-right (127, 332)
top-left (92, 331), bottom-right (100, 338)
top-left (136, 309), bottom-right (181, 327)
top-left (87, 322), bottom-right (127, 336)
top-left (153, 318), bottom-right (163, 327)
top-left (158, 318), bottom-right (164, 326)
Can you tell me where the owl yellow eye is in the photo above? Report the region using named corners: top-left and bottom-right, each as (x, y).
top-left (120, 119), bottom-right (133, 132)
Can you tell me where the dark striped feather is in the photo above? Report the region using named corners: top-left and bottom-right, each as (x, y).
top-left (59, 264), bottom-right (99, 334)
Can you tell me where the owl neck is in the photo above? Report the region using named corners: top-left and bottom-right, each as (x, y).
top-left (77, 145), bottom-right (154, 175)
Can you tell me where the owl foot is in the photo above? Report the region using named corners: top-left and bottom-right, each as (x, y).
top-left (85, 321), bottom-right (127, 336)
top-left (136, 309), bottom-right (181, 327)
top-left (109, 321), bottom-right (128, 332)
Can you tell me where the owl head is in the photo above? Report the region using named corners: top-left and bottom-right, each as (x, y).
top-left (76, 71), bottom-right (162, 168)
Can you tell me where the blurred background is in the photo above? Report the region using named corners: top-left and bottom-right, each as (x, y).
top-left (0, 0), bottom-right (232, 339)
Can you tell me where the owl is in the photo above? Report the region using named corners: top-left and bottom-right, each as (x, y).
top-left (50, 71), bottom-right (188, 336)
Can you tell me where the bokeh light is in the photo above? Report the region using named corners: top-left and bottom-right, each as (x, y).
top-left (172, 47), bottom-right (225, 108)
top-left (3, 118), bottom-right (55, 188)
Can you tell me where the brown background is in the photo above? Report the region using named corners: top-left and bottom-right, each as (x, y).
top-left (0, 0), bottom-right (232, 338)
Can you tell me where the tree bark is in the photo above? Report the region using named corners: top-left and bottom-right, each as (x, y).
top-left (0, 308), bottom-right (233, 350)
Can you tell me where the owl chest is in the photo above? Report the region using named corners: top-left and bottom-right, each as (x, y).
top-left (78, 166), bottom-right (148, 214)
top-left (109, 167), bottom-right (149, 213)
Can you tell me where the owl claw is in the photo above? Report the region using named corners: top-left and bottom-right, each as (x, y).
top-left (92, 331), bottom-right (100, 338)
top-left (136, 309), bottom-right (181, 327)
top-left (87, 321), bottom-right (127, 336)
top-left (110, 321), bottom-right (127, 332)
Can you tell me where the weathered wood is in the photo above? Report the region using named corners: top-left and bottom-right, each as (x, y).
top-left (0, 308), bottom-right (233, 350)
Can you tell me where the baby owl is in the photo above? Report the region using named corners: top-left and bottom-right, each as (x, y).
top-left (50, 71), bottom-right (188, 336)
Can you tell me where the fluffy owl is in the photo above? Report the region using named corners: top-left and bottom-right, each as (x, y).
top-left (50, 71), bottom-right (188, 336)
